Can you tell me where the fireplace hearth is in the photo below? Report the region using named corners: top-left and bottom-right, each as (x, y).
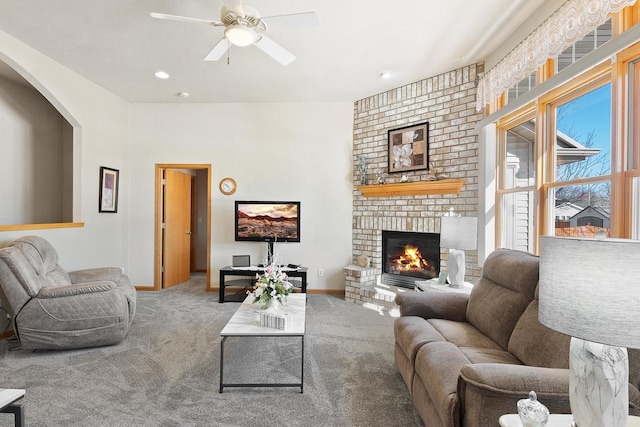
top-left (382, 230), bottom-right (440, 289)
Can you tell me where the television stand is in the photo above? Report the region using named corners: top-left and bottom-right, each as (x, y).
top-left (218, 266), bottom-right (308, 303)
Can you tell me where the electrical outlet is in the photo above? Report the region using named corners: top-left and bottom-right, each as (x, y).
top-left (120, 267), bottom-right (125, 274)
top-left (318, 269), bottom-right (324, 277)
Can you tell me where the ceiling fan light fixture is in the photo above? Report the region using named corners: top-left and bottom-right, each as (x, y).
top-left (224, 24), bottom-right (258, 47)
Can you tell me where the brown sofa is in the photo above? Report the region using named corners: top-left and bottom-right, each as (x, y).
top-left (394, 248), bottom-right (640, 426)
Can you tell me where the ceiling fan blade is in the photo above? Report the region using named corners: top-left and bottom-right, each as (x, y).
top-left (261, 12), bottom-right (319, 31)
top-left (254, 34), bottom-right (296, 65)
top-left (204, 38), bottom-right (230, 61)
top-left (222, 0), bottom-right (245, 16)
top-left (150, 12), bottom-right (224, 26)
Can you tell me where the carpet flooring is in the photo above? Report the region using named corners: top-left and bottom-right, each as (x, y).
top-left (0, 275), bottom-right (423, 426)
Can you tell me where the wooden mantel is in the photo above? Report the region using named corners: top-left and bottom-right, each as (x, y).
top-left (357, 179), bottom-right (466, 197)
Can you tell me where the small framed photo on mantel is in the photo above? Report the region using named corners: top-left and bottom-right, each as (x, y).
top-left (99, 166), bottom-right (119, 213)
top-left (388, 122), bottom-right (429, 174)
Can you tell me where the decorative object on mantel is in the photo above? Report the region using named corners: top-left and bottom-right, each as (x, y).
top-left (517, 391), bottom-right (549, 427)
top-left (357, 179), bottom-right (465, 197)
top-left (440, 214), bottom-right (478, 288)
top-left (428, 162), bottom-right (448, 180)
top-left (356, 254), bottom-right (370, 268)
top-left (375, 169), bottom-right (388, 185)
top-left (358, 154), bottom-right (368, 185)
top-left (247, 262), bottom-right (294, 311)
top-left (399, 175), bottom-right (410, 183)
top-left (539, 236), bottom-right (640, 427)
top-left (388, 122), bottom-right (429, 173)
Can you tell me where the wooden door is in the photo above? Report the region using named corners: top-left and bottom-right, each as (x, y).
top-left (163, 169), bottom-right (192, 287)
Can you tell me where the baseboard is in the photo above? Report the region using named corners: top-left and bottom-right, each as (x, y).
top-left (209, 287), bottom-right (345, 296)
top-left (307, 289), bottom-right (345, 295)
top-left (0, 329), bottom-right (15, 340)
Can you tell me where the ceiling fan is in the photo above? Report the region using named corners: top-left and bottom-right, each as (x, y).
top-left (150, 0), bottom-right (318, 65)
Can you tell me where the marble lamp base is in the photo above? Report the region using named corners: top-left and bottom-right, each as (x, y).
top-left (570, 337), bottom-right (629, 427)
top-left (447, 248), bottom-right (466, 288)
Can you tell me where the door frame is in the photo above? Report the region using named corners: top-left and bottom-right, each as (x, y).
top-left (154, 164), bottom-right (212, 291)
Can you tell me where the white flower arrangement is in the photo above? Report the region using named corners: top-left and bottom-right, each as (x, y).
top-left (247, 263), bottom-right (294, 309)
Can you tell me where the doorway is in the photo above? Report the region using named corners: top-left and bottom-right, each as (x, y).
top-left (154, 164), bottom-right (212, 291)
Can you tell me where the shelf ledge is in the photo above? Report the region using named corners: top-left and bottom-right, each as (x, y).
top-left (356, 179), bottom-right (466, 197)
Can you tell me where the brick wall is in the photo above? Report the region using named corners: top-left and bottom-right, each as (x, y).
top-left (352, 63), bottom-right (484, 283)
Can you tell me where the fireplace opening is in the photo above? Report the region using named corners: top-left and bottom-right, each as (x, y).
top-left (382, 230), bottom-right (440, 289)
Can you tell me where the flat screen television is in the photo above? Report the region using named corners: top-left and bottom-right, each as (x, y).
top-left (235, 201), bottom-right (301, 243)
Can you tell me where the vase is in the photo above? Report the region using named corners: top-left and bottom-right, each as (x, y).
top-left (257, 298), bottom-right (276, 311)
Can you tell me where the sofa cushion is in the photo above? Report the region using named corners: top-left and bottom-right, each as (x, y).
top-left (2, 237), bottom-right (71, 296)
top-left (629, 349), bottom-right (640, 415)
top-left (459, 347), bottom-right (522, 365)
top-left (508, 299), bottom-right (570, 369)
top-left (466, 249), bottom-right (539, 350)
top-left (428, 319), bottom-right (505, 351)
top-left (395, 316), bottom-right (446, 363)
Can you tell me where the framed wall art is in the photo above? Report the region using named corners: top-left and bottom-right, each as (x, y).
top-left (388, 122), bottom-right (429, 173)
top-left (99, 166), bottom-right (119, 213)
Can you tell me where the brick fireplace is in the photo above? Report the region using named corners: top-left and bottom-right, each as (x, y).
top-left (345, 63), bottom-right (483, 312)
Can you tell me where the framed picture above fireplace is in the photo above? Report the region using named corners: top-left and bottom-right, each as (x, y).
top-left (388, 122), bottom-right (429, 173)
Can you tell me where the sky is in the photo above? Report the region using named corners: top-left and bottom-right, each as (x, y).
top-left (556, 83), bottom-right (612, 154)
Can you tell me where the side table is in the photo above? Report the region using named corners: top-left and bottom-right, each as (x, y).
top-left (0, 389), bottom-right (25, 427)
top-left (414, 278), bottom-right (473, 295)
top-left (499, 414), bottom-right (640, 426)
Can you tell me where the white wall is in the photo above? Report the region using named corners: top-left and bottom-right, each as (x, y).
top-left (129, 103), bottom-right (353, 291)
top-left (0, 29), bottom-right (131, 272)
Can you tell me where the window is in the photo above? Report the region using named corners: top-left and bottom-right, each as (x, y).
top-left (491, 6), bottom-right (640, 252)
top-left (550, 82), bottom-right (612, 237)
top-left (506, 72), bottom-right (536, 104)
top-left (556, 19), bottom-right (612, 72)
top-left (498, 117), bottom-right (537, 252)
top-left (628, 59), bottom-right (640, 238)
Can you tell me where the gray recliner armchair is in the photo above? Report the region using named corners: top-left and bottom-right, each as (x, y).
top-left (0, 236), bottom-right (136, 350)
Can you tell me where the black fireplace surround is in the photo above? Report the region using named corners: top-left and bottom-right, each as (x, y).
top-left (381, 230), bottom-right (440, 289)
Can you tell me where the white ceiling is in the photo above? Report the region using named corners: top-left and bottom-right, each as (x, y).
top-left (0, 0), bottom-right (549, 103)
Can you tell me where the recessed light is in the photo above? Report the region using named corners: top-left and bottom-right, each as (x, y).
top-left (154, 71), bottom-right (170, 79)
top-left (178, 92), bottom-right (190, 98)
top-left (379, 71), bottom-right (393, 79)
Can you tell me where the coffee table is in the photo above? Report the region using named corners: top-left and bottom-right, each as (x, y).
top-left (219, 293), bottom-right (306, 393)
top-left (0, 389), bottom-right (25, 427)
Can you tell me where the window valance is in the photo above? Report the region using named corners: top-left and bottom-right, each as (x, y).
top-left (476, 0), bottom-right (637, 111)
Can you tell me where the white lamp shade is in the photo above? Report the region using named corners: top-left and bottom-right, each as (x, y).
top-left (224, 24), bottom-right (258, 47)
top-left (440, 216), bottom-right (477, 250)
top-left (539, 236), bottom-right (640, 349)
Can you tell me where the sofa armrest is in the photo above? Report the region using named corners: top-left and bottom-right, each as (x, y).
top-left (36, 281), bottom-right (116, 299)
top-left (68, 267), bottom-right (126, 285)
top-left (394, 292), bottom-right (469, 321)
top-left (458, 363), bottom-right (571, 426)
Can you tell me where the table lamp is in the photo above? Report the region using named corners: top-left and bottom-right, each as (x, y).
top-left (440, 215), bottom-right (477, 288)
top-left (539, 236), bottom-right (640, 427)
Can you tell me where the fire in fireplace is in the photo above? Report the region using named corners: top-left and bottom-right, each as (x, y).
top-left (382, 230), bottom-right (440, 288)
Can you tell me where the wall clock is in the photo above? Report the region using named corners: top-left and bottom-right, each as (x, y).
top-left (219, 177), bottom-right (237, 195)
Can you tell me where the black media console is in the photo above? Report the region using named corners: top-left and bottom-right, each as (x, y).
top-left (218, 266), bottom-right (308, 303)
